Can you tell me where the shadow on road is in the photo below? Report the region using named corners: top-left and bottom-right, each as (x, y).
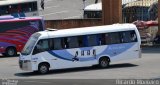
top-left (0, 54), bottom-right (19, 58)
top-left (142, 47), bottom-right (160, 54)
top-left (15, 63), bottom-right (138, 77)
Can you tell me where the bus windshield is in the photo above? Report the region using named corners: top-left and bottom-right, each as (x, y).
top-left (21, 33), bottom-right (40, 55)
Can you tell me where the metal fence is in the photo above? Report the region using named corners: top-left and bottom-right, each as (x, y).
top-left (122, 0), bottom-right (158, 23)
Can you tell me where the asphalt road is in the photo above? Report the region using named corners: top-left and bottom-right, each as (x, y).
top-left (0, 47), bottom-right (160, 79)
top-left (38, 0), bottom-right (100, 20)
top-left (0, 79), bottom-right (115, 85)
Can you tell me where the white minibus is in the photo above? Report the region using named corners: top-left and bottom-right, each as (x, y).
top-left (19, 24), bottom-right (141, 74)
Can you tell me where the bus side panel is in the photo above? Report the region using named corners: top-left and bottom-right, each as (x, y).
top-left (36, 43), bottom-right (139, 70)
top-left (0, 19), bottom-right (44, 54)
top-left (110, 43), bottom-right (140, 64)
top-left (31, 51), bottom-right (79, 70)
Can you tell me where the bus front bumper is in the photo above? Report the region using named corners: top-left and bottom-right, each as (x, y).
top-left (19, 60), bottom-right (33, 71)
top-left (0, 46), bottom-right (5, 54)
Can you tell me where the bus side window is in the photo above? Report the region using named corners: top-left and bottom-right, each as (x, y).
top-left (130, 31), bottom-right (137, 42)
top-left (67, 37), bottom-right (79, 49)
top-left (98, 34), bottom-right (106, 45)
top-left (121, 31), bottom-right (131, 43)
top-left (78, 36), bottom-right (84, 47)
top-left (0, 6), bottom-right (8, 15)
top-left (87, 35), bottom-right (98, 46)
top-left (121, 31), bottom-right (137, 43)
top-left (53, 38), bottom-right (63, 50)
top-left (109, 32), bottom-right (121, 44)
top-left (105, 33), bottom-right (112, 45)
top-left (49, 38), bottom-right (54, 50)
top-left (82, 36), bottom-right (88, 47)
top-left (63, 37), bottom-right (68, 49)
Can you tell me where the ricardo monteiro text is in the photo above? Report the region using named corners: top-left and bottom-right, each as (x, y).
top-left (116, 79), bottom-right (160, 85)
top-left (136, 79), bottom-right (159, 85)
top-left (116, 79), bottom-right (136, 85)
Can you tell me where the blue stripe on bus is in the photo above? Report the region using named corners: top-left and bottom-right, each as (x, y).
top-left (48, 51), bottom-right (73, 61)
top-left (48, 43), bottom-right (136, 62)
top-left (48, 50), bottom-right (96, 62)
top-left (79, 57), bottom-right (96, 61)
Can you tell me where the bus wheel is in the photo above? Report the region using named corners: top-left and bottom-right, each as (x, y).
top-left (6, 47), bottom-right (17, 57)
top-left (99, 57), bottom-right (109, 68)
top-left (38, 63), bottom-right (49, 74)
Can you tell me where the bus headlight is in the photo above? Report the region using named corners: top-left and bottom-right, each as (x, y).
top-left (19, 60), bottom-right (32, 70)
top-left (23, 60), bottom-right (31, 63)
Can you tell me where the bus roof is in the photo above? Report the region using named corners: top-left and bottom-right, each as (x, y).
top-left (0, 15), bottom-right (14, 20)
top-left (0, 0), bottom-right (37, 6)
top-left (38, 24), bottom-right (137, 39)
top-left (84, 0), bottom-right (138, 11)
top-left (0, 16), bottom-right (43, 23)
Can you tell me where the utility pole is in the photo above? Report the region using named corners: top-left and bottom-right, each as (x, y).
top-left (102, 0), bottom-right (122, 25)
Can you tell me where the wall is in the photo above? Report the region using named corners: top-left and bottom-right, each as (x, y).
top-left (45, 19), bottom-right (102, 29)
top-left (45, 0), bottom-right (160, 35)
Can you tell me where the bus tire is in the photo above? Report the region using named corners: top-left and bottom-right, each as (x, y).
top-left (5, 47), bottom-right (17, 57)
top-left (38, 63), bottom-right (49, 74)
top-left (99, 57), bottom-right (110, 68)
top-left (2, 53), bottom-right (7, 57)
